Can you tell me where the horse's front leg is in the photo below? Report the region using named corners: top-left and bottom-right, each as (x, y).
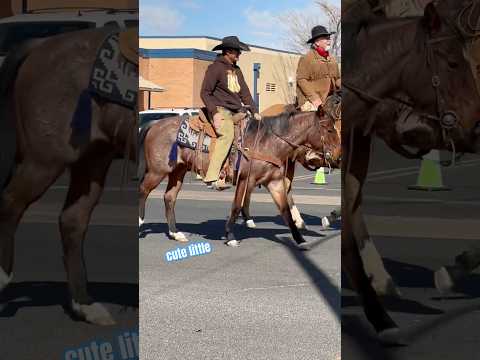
top-left (60, 152), bottom-right (115, 325)
top-left (165, 165), bottom-right (188, 242)
top-left (343, 131), bottom-right (400, 343)
top-left (241, 191), bottom-right (256, 229)
top-left (226, 174), bottom-right (254, 247)
top-left (266, 177), bottom-right (306, 247)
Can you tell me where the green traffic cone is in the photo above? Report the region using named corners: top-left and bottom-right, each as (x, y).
top-left (408, 150), bottom-right (450, 191)
top-left (313, 167), bottom-right (327, 185)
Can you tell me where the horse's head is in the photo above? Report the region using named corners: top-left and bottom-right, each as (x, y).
top-left (401, 2), bottom-right (480, 151)
top-left (300, 107), bottom-right (341, 170)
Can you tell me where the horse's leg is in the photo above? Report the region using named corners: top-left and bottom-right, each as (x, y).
top-left (285, 160), bottom-right (306, 230)
top-left (165, 165), bottom-right (188, 242)
top-left (241, 191), bottom-right (256, 229)
top-left (59, 152), bottom-right (115, 325)
top-left (343, 130), bottom-right (400, 343)
top-left (0, 160), bottom-right (63, 291)
top-left (349, 135), bottom-right (400, 296)
top-left (266, 178), bottom-right (306, 246)
top-left (225, 176), bottom-right (252, 246)
top-left (139, 170), bottom-right (167, 227)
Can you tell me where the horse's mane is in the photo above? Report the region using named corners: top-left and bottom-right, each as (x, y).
top-left (247, 107), bottom-right (298, 137)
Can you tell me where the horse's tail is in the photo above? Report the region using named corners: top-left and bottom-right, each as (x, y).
top-left (0, 39), bottom-right (43, 97)
top-left (0, 39), bottom-right (43, 192)
top-left (137, 124), bottom-right (151, 182)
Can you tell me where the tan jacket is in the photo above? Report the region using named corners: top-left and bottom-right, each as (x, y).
top-left (296, 49), bottom-right (341, 107)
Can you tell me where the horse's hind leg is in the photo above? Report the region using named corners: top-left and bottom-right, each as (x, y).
top-left (165, 166), bottom-right (188, 242)
top-left (0, 160), bottom-right (63, 291)
top-left (59, 152), bottom-right (115, 325)
top-left (139, 170), bottom-right (167, 227)
top-left (266, 178), bottom-right (306, 246)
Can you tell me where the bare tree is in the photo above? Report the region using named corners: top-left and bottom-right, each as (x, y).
top-left (316, 0), bottom-right (341, 59)
top-left (278, 0), bottom-right (341, 59)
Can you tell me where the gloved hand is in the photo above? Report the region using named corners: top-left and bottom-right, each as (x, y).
top-left (253, 113), bottom-right (262, 121)
top-left (213, 112), bottom-right (224, 129)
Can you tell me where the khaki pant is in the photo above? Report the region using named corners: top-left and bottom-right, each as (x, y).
top-left (204, 107), bottom-right (235, 183)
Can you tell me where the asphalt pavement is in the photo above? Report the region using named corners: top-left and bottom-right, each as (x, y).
top-left (140, 165), bottom-right (342, 360)
top-left (342, 139), bottom-right (480, 359)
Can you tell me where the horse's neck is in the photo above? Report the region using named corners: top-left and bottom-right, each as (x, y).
top-left (350, 19), bottom-right (421, 90)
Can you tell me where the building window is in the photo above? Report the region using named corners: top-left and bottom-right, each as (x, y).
top-left (265, 83), bottom-right (276, 92)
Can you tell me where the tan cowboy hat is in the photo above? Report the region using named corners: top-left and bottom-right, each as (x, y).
top-left (212, 36), bottom-right (251, 52)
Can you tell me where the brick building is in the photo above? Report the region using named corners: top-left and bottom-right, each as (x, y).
top-left (139, 36), bottom-right (302, 113)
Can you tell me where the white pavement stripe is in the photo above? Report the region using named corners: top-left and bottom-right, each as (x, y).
top-left (367, 159), bottom-right (480, 182)
top-left (150, 190), bottom-right (341, 205)
top-left (365, 195), bottom-right (480, 206)
top-left (20, 203), bottom-right (136, 226)
top-left (365, 215), bottom-right (480, 240)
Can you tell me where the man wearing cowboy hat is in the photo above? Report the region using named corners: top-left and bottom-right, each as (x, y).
top-left (296, 25), bottom-right (341, 112)
top-left (200, 36), bottom-right (261, 190)
top-left (296, 26), bottom-right (341, 228)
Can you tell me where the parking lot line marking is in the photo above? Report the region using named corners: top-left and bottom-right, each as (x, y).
top-left (150, 190), bottom-right (341, 205)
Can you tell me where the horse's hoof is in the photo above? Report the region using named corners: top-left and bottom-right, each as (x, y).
top-left (372, 277), bottom-right (402, 298)
top-left (71, 301), bottom-right (116, 326)
top-left (321, 216), bottom-right (330, 229)
top-left (245, 219), bottom-right (257, 229)
top-left (0, 267), bottom-right (12, 292)
top-left (169, 231), bottom-right (189, 242)
top-left (225, 239), bottom-right (241, 247)
top-left (139, 217), bottom-right (144, 226)
top-left (434, 267), bottom-right (454, 294)
top-left (378, 327), bottom-right (406, 346)
top-left (295, 220), bottom-right (307, 230)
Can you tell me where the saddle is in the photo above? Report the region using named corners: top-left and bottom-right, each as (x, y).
top-left (186, 109), bottom-right (249, 184)
top-left (119, 27), bottom-right (139, 65)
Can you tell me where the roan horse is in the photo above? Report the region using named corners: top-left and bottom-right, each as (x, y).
top-left (139, 107), bottom-right (341, 247)
top-left (0, 28), bottom-right (137, 325)
top-left (342, 2), bottom-right (480, 343)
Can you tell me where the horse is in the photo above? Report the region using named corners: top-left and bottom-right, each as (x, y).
top-left (242, 95), bottom-right (342, 231)
top-left (138, 107), bottom-right (341, 247)
top-left (341, 2), bottom-right (480, 343)
top-left (0, 28), bottom-right (137, 325)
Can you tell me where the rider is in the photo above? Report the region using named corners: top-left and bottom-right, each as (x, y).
top-left (296, 26), bottom-right (341, 228)
top-left (200, 36), bottom-right (261, 191)
top-left (296, 25), bottom-right (341, 112)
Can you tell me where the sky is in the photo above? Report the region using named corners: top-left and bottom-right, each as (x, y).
top-left (140, 0), bottom-right (340, 51)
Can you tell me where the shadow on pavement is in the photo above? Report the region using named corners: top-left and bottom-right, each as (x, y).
top-left (0, 281), bottom-right (138, 319)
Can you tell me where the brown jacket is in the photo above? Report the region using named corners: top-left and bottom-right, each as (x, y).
top-left (201, 55), bottom-right (257, 116)
top-left (296, 49), bottom-right (341, 107)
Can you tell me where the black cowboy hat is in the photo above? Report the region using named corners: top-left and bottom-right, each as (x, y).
top-left (306, 25), bottom-right (335, 44)
top-left (212, 36), bottom-right (251, 52)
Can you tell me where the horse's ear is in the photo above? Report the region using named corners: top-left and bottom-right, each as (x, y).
top-left (422, 2), bottom-right (442, 34)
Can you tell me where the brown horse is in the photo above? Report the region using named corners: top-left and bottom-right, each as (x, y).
top-left (0, 28), bottom-right (137, 325)
top-left (241, 96), bottom-right (341, 231)
top-left (342, 2), bottom-right (480, 343)
top-left (138, 107), bottom-right (341, 246)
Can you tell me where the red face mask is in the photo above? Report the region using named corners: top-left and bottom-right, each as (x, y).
top-left (315, 46), bottom-right (329, 59)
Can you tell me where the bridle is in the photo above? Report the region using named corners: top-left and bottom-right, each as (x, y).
top-left (268, 106), bottom-right (339, 170)
top-left (343, 10), bottom-right (476, 155)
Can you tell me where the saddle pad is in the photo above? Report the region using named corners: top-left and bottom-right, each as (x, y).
top-left (89, 32), bottom-right (138, 109)
top-left (176, 116), bottom-right (211, 153)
